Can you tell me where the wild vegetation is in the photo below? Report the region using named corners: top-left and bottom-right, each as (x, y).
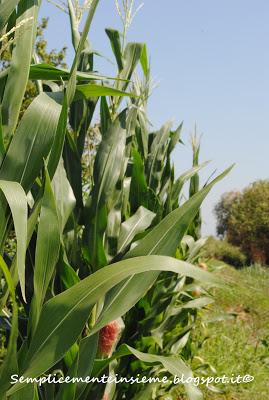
top-left (202, 237), bottom-right (247, 268)
top-left (196, 262), bottom-right (269, 400)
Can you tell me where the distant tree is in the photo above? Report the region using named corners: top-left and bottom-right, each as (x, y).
top-left (214, 191), bottom-right (240, 238)
top-left (215, 181), bottom-right (269, 264)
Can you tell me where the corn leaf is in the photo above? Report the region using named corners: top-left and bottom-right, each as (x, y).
top-left (83, 112), bottom-right (126, 269)
top-left (74, 83), bottom-right (134, 100)
top-left (58, 334), bottom-right (99, 400)
top-left (124, 345), bottom-right (203, 400)
top-left (117, 205), bottom-right (155, 254)
top-left (30, 169), bottom-right (61, 333)
top-left (9, 384), bottom-right (38, 400)
top-left (0, 181), bottom-right (27, 301)
top-left (140, 44), bottom-right (149, 77)
top-left (48, 0), bottom-right (100, 178)
top-left (52, 158), bottom-right (76, 231)
top-left (0, 107), bottom-right (5, 164)
top-left (129, 166), bottom-right (233, 258)
top-left (0, 92), bottom-right (61, 266)
top-left (100, 96), bottom-right (112, 135)
top-left (8, 255), bottom-right (219, 395)
top-left (118, 42), bottom-right (144, 92)
top-left (105, 28), bottom-right (124, 72)
top-left (92, 344), bottom-right (202, 400)
top-left (29, 63), bottom-right (117, 82)
top-left (1, 0), bottom-right (40, 141)
top-left (0, 0), bottom-right (20, 31)
top-left (168, 122), bottom-right (183, 154)
top-left (0, 256), bottom-right (18, 396)
top-left (170, 162), bottom-right (210, 209)
top-left (93, 167), bottom-right (232, 333)
top-left (147, 122), bottom-right (172, 190)
top-left (0, 92), bottom-right (61, 191)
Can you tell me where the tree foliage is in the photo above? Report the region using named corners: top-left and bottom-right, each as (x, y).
top-left (215, 180), bottom-right (269, 264)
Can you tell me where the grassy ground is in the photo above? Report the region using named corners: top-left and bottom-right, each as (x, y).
top-left (194, 262), bottom-right (269, 400)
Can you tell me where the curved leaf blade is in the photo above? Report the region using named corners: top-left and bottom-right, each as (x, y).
top-left (0, 256), bottom-right (18, 396)
top-left (0, 180), bottom-right (27, 301)
top-left (0, 92), bottom-right (62, 191)
top-left (30, 169), bottom-right (61, 332)
top-left (0, 0), bottom-right (20, 31)
top-left (1, 0), bottom-right (40, 141)
top-left (8, 255), bottom-right (218, 395)
top-left (117, 205), bottom-right (155, 254)
top-left (94, 167), bottom-right (232, 332)
top-left (74, 83), bottom-right (135, 101)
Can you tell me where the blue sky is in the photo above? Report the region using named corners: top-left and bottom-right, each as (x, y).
top-left (40, 0), bottom-right (269, 235)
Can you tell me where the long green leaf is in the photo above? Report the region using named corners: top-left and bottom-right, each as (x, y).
top-left (118, 42), bottom-right (144, 92)
top-left (105, 28), bottom-right (123, 72)
top-left (74, 83), bottom-right (134, 100)
top-left (0, 0), bottom-right (20, 31)
top-left (170, 162), bottom-right (210, 208)
top-left (52, 158), bottom-right (76, 231)
top-left (0, 107), bottom-right (5, 167)
top-left (128, 166), bottom-right (233, 258)
top-left (125, 345), bottom-right (203, 400)
top-left (0, 197), bottom-right (42, 311)
top-left (66, 0), bottom-right (100, 104)
top-left (8, 255), bottom-right (218, 395)
top-left (47, 0), bottom-right (100, 178)
top-left (117, 205), bottom-right (155, 253)
top-left (112, 42), bottom-right (144, 111)
top-left (147, 122), bottom-right (172, 190)
top-left (0, 92), bottom-right (62, 191)
top-left (29, 63), bottom-right (117, 82)
top-left (140, 44), bottom-right (149, 77)
top-left (9, 384), bottom-right (37, 400)
top-left (0, 181), bottom-right (27, 301)
top-left (1, 0), bottom-right (40, 141)
top-left (93, 167), bottom-right (232, 333)
top-left (0, 256), bottom-right (18, 396)
top-left (58, 334), bottom-right (99, 400)
top-left (0, 92), bottom-right (61, 266)
top-left (83, 112), bottom-right (126, 269)
top-left (92, 344), bottom-right (202, 400)
top-left (30, 169), bottom-right (61, 332)
top-left (130, 147), bottom-right (148, 211)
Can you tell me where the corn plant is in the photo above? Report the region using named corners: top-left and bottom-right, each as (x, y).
top-left (0, 1), bottom-right (232, 399)
top-left (188, 130), bottom-right (202, 240)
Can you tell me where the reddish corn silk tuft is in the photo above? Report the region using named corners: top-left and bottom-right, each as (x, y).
top-left (102, 394), bottom-right (109, 400)
top-left (99, 320), bottom-right (121, 356)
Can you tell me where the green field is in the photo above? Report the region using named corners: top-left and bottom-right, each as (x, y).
top-left (195, 263), bottom-right (269, 400)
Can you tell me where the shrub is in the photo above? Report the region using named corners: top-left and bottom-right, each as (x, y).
top-left (215, 181), bottom-right (269, 264)
top-left (203, 237), bottom-right (247, 267)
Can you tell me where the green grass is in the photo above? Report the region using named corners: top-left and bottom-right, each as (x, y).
top-left (195, 263), bottom-right (269, 400)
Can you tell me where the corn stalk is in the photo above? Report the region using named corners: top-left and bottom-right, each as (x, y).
top-left (0, 2), bottom-right (232, 399)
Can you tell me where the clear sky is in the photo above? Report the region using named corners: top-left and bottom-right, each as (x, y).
top-left (40, 0), bottom-right (269, 235)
